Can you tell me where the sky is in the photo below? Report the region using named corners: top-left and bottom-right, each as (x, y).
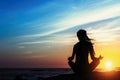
top-left (0, 0), bottom-right (120, 68)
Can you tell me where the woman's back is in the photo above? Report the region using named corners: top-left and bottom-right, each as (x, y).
top-left (75, 41), bottom-right (92, 64)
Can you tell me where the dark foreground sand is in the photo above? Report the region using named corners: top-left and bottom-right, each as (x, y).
top-left (44, 71), bottom-right (120, 80)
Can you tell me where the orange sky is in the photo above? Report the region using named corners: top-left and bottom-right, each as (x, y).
top-left (94, 41), bottom-right (120, 69)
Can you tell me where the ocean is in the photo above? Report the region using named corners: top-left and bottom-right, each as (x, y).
top-left (0, 68), bottom-right (72, 80)
top-left (0, 68), bottom-right (120, 80)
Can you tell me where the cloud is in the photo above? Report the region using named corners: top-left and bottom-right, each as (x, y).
top-left (87, 17), bottom-right (120, 44)
top-left (17, 3), bottom-right (120, 40)
top-left (18, 16), bottom-right (120, 46)
top-left (18, 46), bottom-right (25, 49)
top-left (24, 51), bottom-right (33, 54)
top-left (18, 38), bottom-right (75, 45)
top-left (7, 2), bottom-right (120, 48)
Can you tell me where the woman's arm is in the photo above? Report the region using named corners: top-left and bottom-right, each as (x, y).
top-left (90, 45), bottom-right (96, 60)
top-left (68, 45), bottom-right (76, 61)
top-left (90, 45), bottom-right (103, 60)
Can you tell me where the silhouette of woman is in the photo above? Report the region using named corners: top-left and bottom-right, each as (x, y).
top-left (68, 29), bottom-right (102, 75)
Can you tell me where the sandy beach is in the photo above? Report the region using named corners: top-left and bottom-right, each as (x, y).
top-left (45, 71), bottom-right (120, 80)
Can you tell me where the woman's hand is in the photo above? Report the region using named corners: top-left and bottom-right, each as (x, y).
top-left (92, 55), bottom-right (103, 61)
top-left (68, 56), bottom-right (74, 61)
top-left (99, 55), bottom-right (103, 60)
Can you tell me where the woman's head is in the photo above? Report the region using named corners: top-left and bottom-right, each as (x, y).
top-left (77, 29), bottom-right (91, 41)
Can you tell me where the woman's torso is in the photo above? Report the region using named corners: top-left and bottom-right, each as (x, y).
top-left (74, 41), bottom-right (92, 65)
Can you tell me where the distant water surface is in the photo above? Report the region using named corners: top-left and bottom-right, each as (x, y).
top-left (0, 68), bottom-right (120, 80)
top-left (0, 68), bottom-right (72, 80)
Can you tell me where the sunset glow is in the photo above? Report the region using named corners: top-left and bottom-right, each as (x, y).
top-left (105, 61), bottom-right (113, 71)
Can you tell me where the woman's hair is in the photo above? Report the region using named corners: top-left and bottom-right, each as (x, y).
top-left (77, 29), bottom-right (91, 42)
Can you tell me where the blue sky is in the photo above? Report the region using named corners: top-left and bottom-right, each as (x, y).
top-left (0, 0), bottom-right (120, 68)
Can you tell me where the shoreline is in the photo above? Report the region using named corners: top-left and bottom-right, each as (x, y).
top-left (45, 71), bottom-right (120, 80)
